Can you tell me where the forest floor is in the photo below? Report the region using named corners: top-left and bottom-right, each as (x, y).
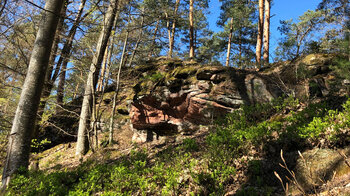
top-left (28, 97), bottom-right (350, 195)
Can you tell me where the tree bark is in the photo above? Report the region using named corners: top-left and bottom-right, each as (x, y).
top-left (0, 0), bottom-right (7, 18)
top-left (76, 0), bottom-right (118, 157)
top-left (57, 0), bottom-right (87, 107)
top-left (189, 0), bottom-right (195, 59)
top-left (239, 29), bottom-right (242, 67)
top-left (98, 8), bottom-right (120, 91)
top-left (1, 0), bottom-right (64, 189)
top-left (225, 17), bottom-right (234, 67)
top-left (128, 9), bottom-right (145, 67)
top-left (168, 0), bottom-right (181, 58)
top-left (109, 31), bottom-right (129, 145)
top-left (97, 46), bottom-right (109, 92)
top-left (255, 0), bottom-right (264, 67)
top-left (165, 11), bottom-right (172, 58)
top-left (34, 1), bottom-right (67, 139)
top-left (73, 70), bottom-right (83, 99)
top-left (263, 0), bottom-right (270, 64)
top-left (148, 18), bottom-right (160, 58)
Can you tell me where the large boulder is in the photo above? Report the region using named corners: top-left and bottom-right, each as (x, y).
top-left (38, 54), bottom-right (347, 147)
top-left (129, 58), bottom-right (284, 142)
top-left (290, 147), bottom-right (350, 195)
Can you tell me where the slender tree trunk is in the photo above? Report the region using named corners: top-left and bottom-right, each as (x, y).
top-left (99, 8), bottom-right (120, 91)
top-left (128, 10), bottom-right (145, 67)
top-left (168, 0), bottom-right (181, 58)
top-left (225, 17), bottom-right (234, 67)
top-left (57, 0), bottom-right (87, 107)
top-left (1, 0), bottom-right (64, 189)
top-left (263, 0), bottom-right (270, 64)
top-left (73, 70), bottom-right (83, 100)
top-left (189, 0), bottom-right (195, 59)
top-left (256, 0), bottom-right (264, 67)
top-left (148, 18), bottom-right (160, 58)
top-left (165, 11), bottom-right (172, 58)
top-left (239, 29), bottom-right (242, 67)
top-left (76, 0), bottom-right (118, 157)
top-left (109, 31), bottom-right (129, 145)
top-left (97, 46), bottom-right (109, 92)
top-left (0, 0), bottom-right (7, 18)
top-left (92, 4), bottom-right (121, 147)
top-left (194, 28), bottom-right (197, 50)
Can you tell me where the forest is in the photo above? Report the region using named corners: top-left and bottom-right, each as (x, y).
top-left (0, 0), bottom-right (349, 195)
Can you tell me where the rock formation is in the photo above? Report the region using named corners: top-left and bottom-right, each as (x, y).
top-left (40, 54), bottom-right (347, 146)
top-left (129, 58), bottom-right (285, 142)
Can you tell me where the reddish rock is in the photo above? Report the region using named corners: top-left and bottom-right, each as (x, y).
top-left (129, 61), bottom-right (285, 143)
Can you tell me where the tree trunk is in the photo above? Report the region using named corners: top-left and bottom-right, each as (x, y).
top-left (98, 8), bottom-right (120, 91)
top-left (57, 0), bottom-right (87, 107)
top-left (225, 17), bottom-right (234, 67)
top-left (189, 0), bottom-right (195, 59)
top-left (1, 0), bottom-right (64, 189)
top-left (255, 0), bottom-right (264, 67)
top-left (0, 0), bottom-right (7, 18)
top-left (109, 31), bottom-right (129, 145)
top-left (73, 70), bottom-right (83, 99)
top-left (168, 0), bottom-right (181, 58)
top-left (34, 1), bottom-right (67, 139)
top-left (128, 9), bottom-right (145, 67)
top-left (165, 12), bottom-right (171, 54)
top-left (76, 0), bottom-right (118, 157)
top-left (239, 29), bottom-right (242, 67)
top-left (97, 46), bottom-right (109, 92)
top-left (263, 0), bottom-right (270, 64)
top-left (46, 1), bottom-right (67, 85)
top-left (148, 18), bottom-right (160, 58)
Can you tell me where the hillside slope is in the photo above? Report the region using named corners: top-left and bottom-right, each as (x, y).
top-left (5, 54), bottom-right (350, 195)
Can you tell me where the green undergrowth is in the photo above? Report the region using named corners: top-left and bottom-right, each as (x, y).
top-left (6, 97), bottom-right (350, 195)
top-left (210, 96), bottom-right (350, 153)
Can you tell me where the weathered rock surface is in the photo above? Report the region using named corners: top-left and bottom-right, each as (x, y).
top-left (128, 54), bottom-right (347, 143)
top-left (291, 147), bottom-right (350, 194)
top-left (40, 54), bottom-right (347, 146)
top-left (129, 58), bottom-right (284, 142)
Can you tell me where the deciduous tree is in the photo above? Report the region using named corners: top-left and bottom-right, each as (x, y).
top-left (1, 0), bottom-right (64, 188)
top-left (76, 0), bottom-right (118, 156)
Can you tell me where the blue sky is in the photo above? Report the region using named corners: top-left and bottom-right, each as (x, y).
top-left (207, 0), bottom-right (322, 59)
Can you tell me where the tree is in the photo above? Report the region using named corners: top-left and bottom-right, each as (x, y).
top-left (1, 0), bottom-right (64, 188)
top-left (225, 17), bottom-right (234, 66)
top-left (75, 0), bottom-right (118, 156)
top-left (255, 0), bottom-right (264, 67)
top-left (275, 10), bottom-right (326, 60)
top-left (56, 0), bottom-right (87, 107)
top-left (189, 0), bottom-right (195, 58)
top-left (263, 0), bottom-right (270, 63)
top-left (217, 0), bottom-right (257, 67)
top-left (109, 23), bottom-right (129, 146)
top-left (168, 0), bottom-right (181, 58)
top-left (318, 0), bottom-right (349, 60)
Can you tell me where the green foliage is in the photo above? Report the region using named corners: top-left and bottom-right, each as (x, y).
top-left (216, 0), bottom-right (257, 67)
top-left (144, 71), bottom-right (164, 82)
top-left (331, 57), bottom-right (350, 80)
top-left (182, 138), bottom-right (199, 151)
top-left (31, 139), bottom-right (51, 151)
top-left (7, 96), bottom-right (350, 195)
top-left (275, 10), bottom-right (327, 60)
top-left (7, 169), bottom-right (80, 196)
